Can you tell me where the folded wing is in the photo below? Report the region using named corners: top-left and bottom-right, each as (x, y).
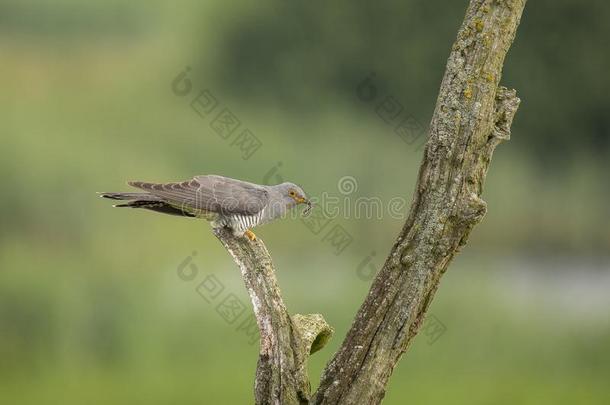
top-left (128, 175), bottom-right (268, 216)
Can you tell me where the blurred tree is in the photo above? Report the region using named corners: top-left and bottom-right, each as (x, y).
top-left (205, 0), bottom-right (609, 166)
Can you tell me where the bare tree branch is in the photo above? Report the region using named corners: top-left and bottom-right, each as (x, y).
top-left (212, 0), bottom-right (526, 404)
top-left (213, 228), bottom-right (333, 405)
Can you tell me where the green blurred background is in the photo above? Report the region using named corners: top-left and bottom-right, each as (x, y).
top-left (1, 0), bottom-right (609, 404)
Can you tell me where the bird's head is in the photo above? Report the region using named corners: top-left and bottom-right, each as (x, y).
top-left (276, 182), bottom-right (312, 215)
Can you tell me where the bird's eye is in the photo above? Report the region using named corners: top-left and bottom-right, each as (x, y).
top-left (288, 190), bottom-right (296, 197)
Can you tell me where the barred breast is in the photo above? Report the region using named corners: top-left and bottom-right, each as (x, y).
top-left (229, 209), bottom-right (265, 234)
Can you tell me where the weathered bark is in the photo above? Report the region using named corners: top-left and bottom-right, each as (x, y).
top-left (313, 1), bottom-right (525, 403)
top-left (213, 228), bottom-right (333, 404)
top-left (212, 0), bottom-right (526, 404)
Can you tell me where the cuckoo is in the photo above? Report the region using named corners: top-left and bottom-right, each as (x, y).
top-left (99, 175), bottom-right (311, 241)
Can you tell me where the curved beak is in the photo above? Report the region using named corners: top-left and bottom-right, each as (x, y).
top-left (291, 195), bottom-right (311, 216)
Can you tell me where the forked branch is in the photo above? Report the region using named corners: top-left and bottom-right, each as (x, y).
top-left (213, 0), bottom-right (526, 404)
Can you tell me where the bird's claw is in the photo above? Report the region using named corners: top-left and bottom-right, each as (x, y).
top-left (245, 229), bottom-right (257, 241)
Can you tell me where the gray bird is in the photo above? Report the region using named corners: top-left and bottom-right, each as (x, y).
top-left (100, 175), bottom-right (311, 240)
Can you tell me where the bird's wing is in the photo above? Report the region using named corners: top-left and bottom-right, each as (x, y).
top-left (128, 175), bottom-right (269, 215)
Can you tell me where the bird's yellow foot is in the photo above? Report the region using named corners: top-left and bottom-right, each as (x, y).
top-left (245, 229), bottom-right (257, 241)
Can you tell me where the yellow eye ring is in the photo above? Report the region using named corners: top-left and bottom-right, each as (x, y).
top-left (288, 190), bottom-right (296, 197)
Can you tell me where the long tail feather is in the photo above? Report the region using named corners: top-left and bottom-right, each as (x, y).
top-left (114, 199), bottom-right (194, 217)
top-left (98, 192), bottom-right (158, 201)
top-left (99, 192), bottom-right (194, 217)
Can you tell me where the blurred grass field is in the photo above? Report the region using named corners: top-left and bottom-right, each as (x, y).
top-left (1, 1), bottom-right (609, 404)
